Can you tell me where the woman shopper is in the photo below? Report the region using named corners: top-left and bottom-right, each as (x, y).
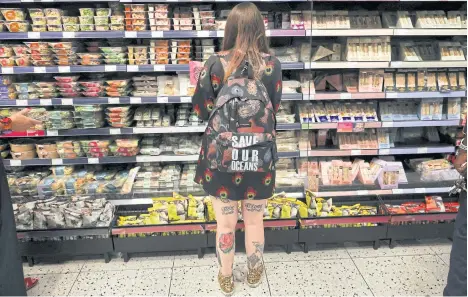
top-left (0, 109), bottom-right (41, 296)
top-left (193, 2), bottom-right (282, 295)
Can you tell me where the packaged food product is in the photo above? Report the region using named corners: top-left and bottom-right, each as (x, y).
top-left (31, 17), bottom-right (46, 25)
top-left (28, 8), bottom-right (44, 18)
top-left (31, 25), bottom-right (47, 32)
top-left (94, 16), bottom-right (109, 25)
top-left (47, 25), bottom-right (62, 32)
top-left (0, 57), bottom-right (16, 67)
top-left (48, 42), bottom-right (73, 49)
top-left (46, 17), bottom-right (61, 25)
top-left (96, 8), bottom-right (111, 17)
top-left (11, 150), bottom-right (36, 160)
top-left (5, 21), bottom-right (29, 32)
top-left (1, 9), bottom-right (26, 21)
top-left (79, 8), bottom-right (95, 17)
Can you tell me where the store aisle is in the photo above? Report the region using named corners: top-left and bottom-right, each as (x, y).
top-left (24, 239), bottom-right (451, 296)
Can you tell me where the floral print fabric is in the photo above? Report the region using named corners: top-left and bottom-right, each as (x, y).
top-left (193, 51), bottom-right (282, 201)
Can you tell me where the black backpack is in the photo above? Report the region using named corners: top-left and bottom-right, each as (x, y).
top-left (203, 60), bottom-right (278, 173)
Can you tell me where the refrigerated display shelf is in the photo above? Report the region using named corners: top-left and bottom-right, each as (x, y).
top-left (308, 28), bottom-right (467, 37)
top-left (299, 145), bottom-right (455, 157)
top-left (0, 91), bottom-right (463, 107)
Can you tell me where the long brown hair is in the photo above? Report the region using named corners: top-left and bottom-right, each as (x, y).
top-left (222, 2), bottom-right (269, 81)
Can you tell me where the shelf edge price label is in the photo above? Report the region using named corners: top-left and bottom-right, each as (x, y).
top-left (62, 99), bottom-right (73, 105)
top-left (9, 160), bottom-right (21, 166)
top-left (136, 155), bottom-right (153, 162)
top-left (108, 97), bottom-right (120, 104)
top-left (379, 148), bottom-right (390, 155)
top-left (386, 92), bottom-right (398, 98)
top-left (127, 65), bottom-right (139, 72)
top-left (151, 31), bottom-right (163, 38)
top-left (62, 32), bottom-right (75, 39)
top-left (130, 97), bottom-right (142, 104)
top-left (1, 67), bottom-right (13, 74)
top-left (88, 158), bottom-right (99, 164)
top-left (34, 67), bottom-right (46, 73)
top-left (27, 32), bottom-right (41, 39)
top-left (181, 96), bottom-right (192, 103)
top-left (154, 65), bottom-right (165, 72)
top-left (51, 159), bottom-right (63, 165)
top-left (392, 61), bottom-right (403, 68)
top-left (105, 65), bottom-right (117, 72)
top-left (47, 130), bottom-right (58, 136)
top-left (337, 122), bottom-right (353, 133)
top-left (158, 97), bottom-right (168, 103)
top-left (340, 93), bottom-right (352, 99)
top-left (415, 188), bottom-right (426, 194)
top-left (393, 189), bottom-right (404, 194)
top-left (40, 99), bottom-right (52, 106)
top-left (216, 31), bottom-right (224, 37)
top-left (125, 31), bottom-right (138, 38)
top-left (58, 66), bottom-right (71, 73)
top-left (16, 100), bottom-right (28, 106)
top-left (357, 190), bottom-right (369, 196)
top-left (351, 149), bottom-right (361, 156)
top-left (109, 128), bottom-right (121, 135)
top-left (382, 121), bottom-right (394, 128)
top-left (417, 147), bottom-right (428, 154)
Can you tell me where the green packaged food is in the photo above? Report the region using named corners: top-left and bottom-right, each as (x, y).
top-left (79, 8), bottom-right (94, 17)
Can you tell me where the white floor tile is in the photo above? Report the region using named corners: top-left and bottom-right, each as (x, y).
top-left (23, 260), bottom-right (85, 275)
top-left (438, 253), bottom-right (451, 265)
top-left (266, 259), bottom-right (373, 296)
top-left (81, 255), bottom-right (174, 272)
top-left (354, 255), bottom-right (449, 296)
top-left (423, 238), bottom-right (453, 254)
top-left (346, 240), bottom-right (436, 258)
top-left (262, 244), bottom-right (350, 263)
top-left (26, 273), bottom-right (79, 296)
top-left (173, 252), bottom-right (245, 268)
top-left (170, 265), bottom-right (270, 297)
top-left (68, 268), bottom-right (171, 296)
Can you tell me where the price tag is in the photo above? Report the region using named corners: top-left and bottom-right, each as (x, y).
top-left (151, 31), bottom-right (163, 38)
top-left (380, 149), bottom-right (390, 155)
top-left (109, 128), bottom-right (121, 135)
top-left (136, 155), bottom-right (153, 162)
top-left (392, 61), bottom-right (403, 68)
top-left (154, 65), bottom-right (165, 72)
top-left (9, 160), bottom-right (21, 166)
top-left (27, 32), bottom-right (41, 39)
top-left (22, 0), bottom-right (34, 2)
top-left (16, 100), bottom-right (28, 106)
top-left (1, 67), bottom-right (13, 74)
top-left (386, 92), bottom-right (398, 98)
top-left (34, 67), bottom-right (46, 73)
top-left (216, 31), bottom-right (224, 37)
top-left (52, 159), bottom-right (63, 165)
top-left (62, 32), bottom-right (75, 38)
top-left (41, 0), bottom-right (53, 2)
top-left (108, 97), bottom-right (120, 104)
top-left (40, 99), bottom-right (52, 106)
top-left (417, 147), bottom-right (428, 154)
top-left (337, 122), bottom-right (353, 133)
top-left (127, 65), bottom-right (139, 72)
top-left (340, 93), bottom-right (352, 99)
top-left (265, 30), bottom-right (271, 37)
top-left (357, 190), bottom-right (369, 196)
top-left (125, 31), bottom-right (137, 38)
top-left (130, 97), bottom-right (142, 104)
top-left (88, 158), bottom-right (99, 164)
top-left (197, 31), bottom-right (210, 37)
top-left (393, 189), bottom-right (404, 194)
top-left (121, 0), bottom-right (132, 2)
top-left (181, 96), bottom-right (192, 103)
top-left (62, 99), bottom-right (73, 105)
top-left (382, 122), bottom-right (394, 128)
top-left (105, 65), bottom-right (117, 72)
top-left (351, 149), bottom-right (361, 155)
top-left (47, 130), bottom-right (58, 136)
top-left (158, 97), bottom-right (168, 103)
top-left (415, 188), bottom-right (426, 194)
top-left (58, 66), bottom-right (71, 73)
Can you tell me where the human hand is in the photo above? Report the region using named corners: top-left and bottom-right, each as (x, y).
top-left (10, 109), bottom-right (41, 132)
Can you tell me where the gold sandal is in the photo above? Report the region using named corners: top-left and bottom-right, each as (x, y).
top-left (218, 271), bottom-right (235, 296)
top-left (247, 263), bottom-right (264, 288)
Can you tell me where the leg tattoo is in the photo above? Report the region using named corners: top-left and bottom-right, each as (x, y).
top-left (221, 206), bottom-right (235, 215)
top-left (218, 232), bottom-right (235, 254)
top-left (247, 241), bottom-right (264, 270)
top-left (245, 203), bottom-right (263, 212)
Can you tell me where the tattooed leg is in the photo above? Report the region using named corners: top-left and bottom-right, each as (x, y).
top-left (243, 200), bottom-right (266, 268)
top-left (211, 196), bottom-right (237, 276)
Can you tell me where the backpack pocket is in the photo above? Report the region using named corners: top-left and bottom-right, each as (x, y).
top-left (207, 132), bottom-right (278, 173)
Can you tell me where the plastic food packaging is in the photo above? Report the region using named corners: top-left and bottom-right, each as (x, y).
top-left (1, 9), bottom-right (26, 21)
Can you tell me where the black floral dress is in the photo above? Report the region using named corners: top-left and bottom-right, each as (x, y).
top-left (193, 51), bottom-right (282, 201)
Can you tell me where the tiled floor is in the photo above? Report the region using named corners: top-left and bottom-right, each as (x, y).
top-left (24, 239), bottom-right (452, 296)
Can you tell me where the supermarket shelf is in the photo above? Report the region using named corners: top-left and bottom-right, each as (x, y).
top-left (0, 65), bottom-right (126, 74)
top-left (0, 31), bottom-right (125, 40)
top-left (392, 187), bottom-right (451, 194)
top-left (385, 91), bottom-right (467, 99)
top-left (310, 189), bottom-right (394, 197)
top-left (310, 92), bottom-right (386, 100)
top-left (310, 29), bottom-right (393, 37)
top-left (299, 145), bottom-right (454, 157)
top-left (17, 227), bottom-right (109, 239)
top-left (390, 61), bottom-right (467, 68)
top-left (3, 151), bottom-right (297, 167)
top-left (393, 28), bottom-right (467, 36)
top-left (308, 61), bottom-right (390, 69)
top-left (381, 119), bottom-right (462, 128)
